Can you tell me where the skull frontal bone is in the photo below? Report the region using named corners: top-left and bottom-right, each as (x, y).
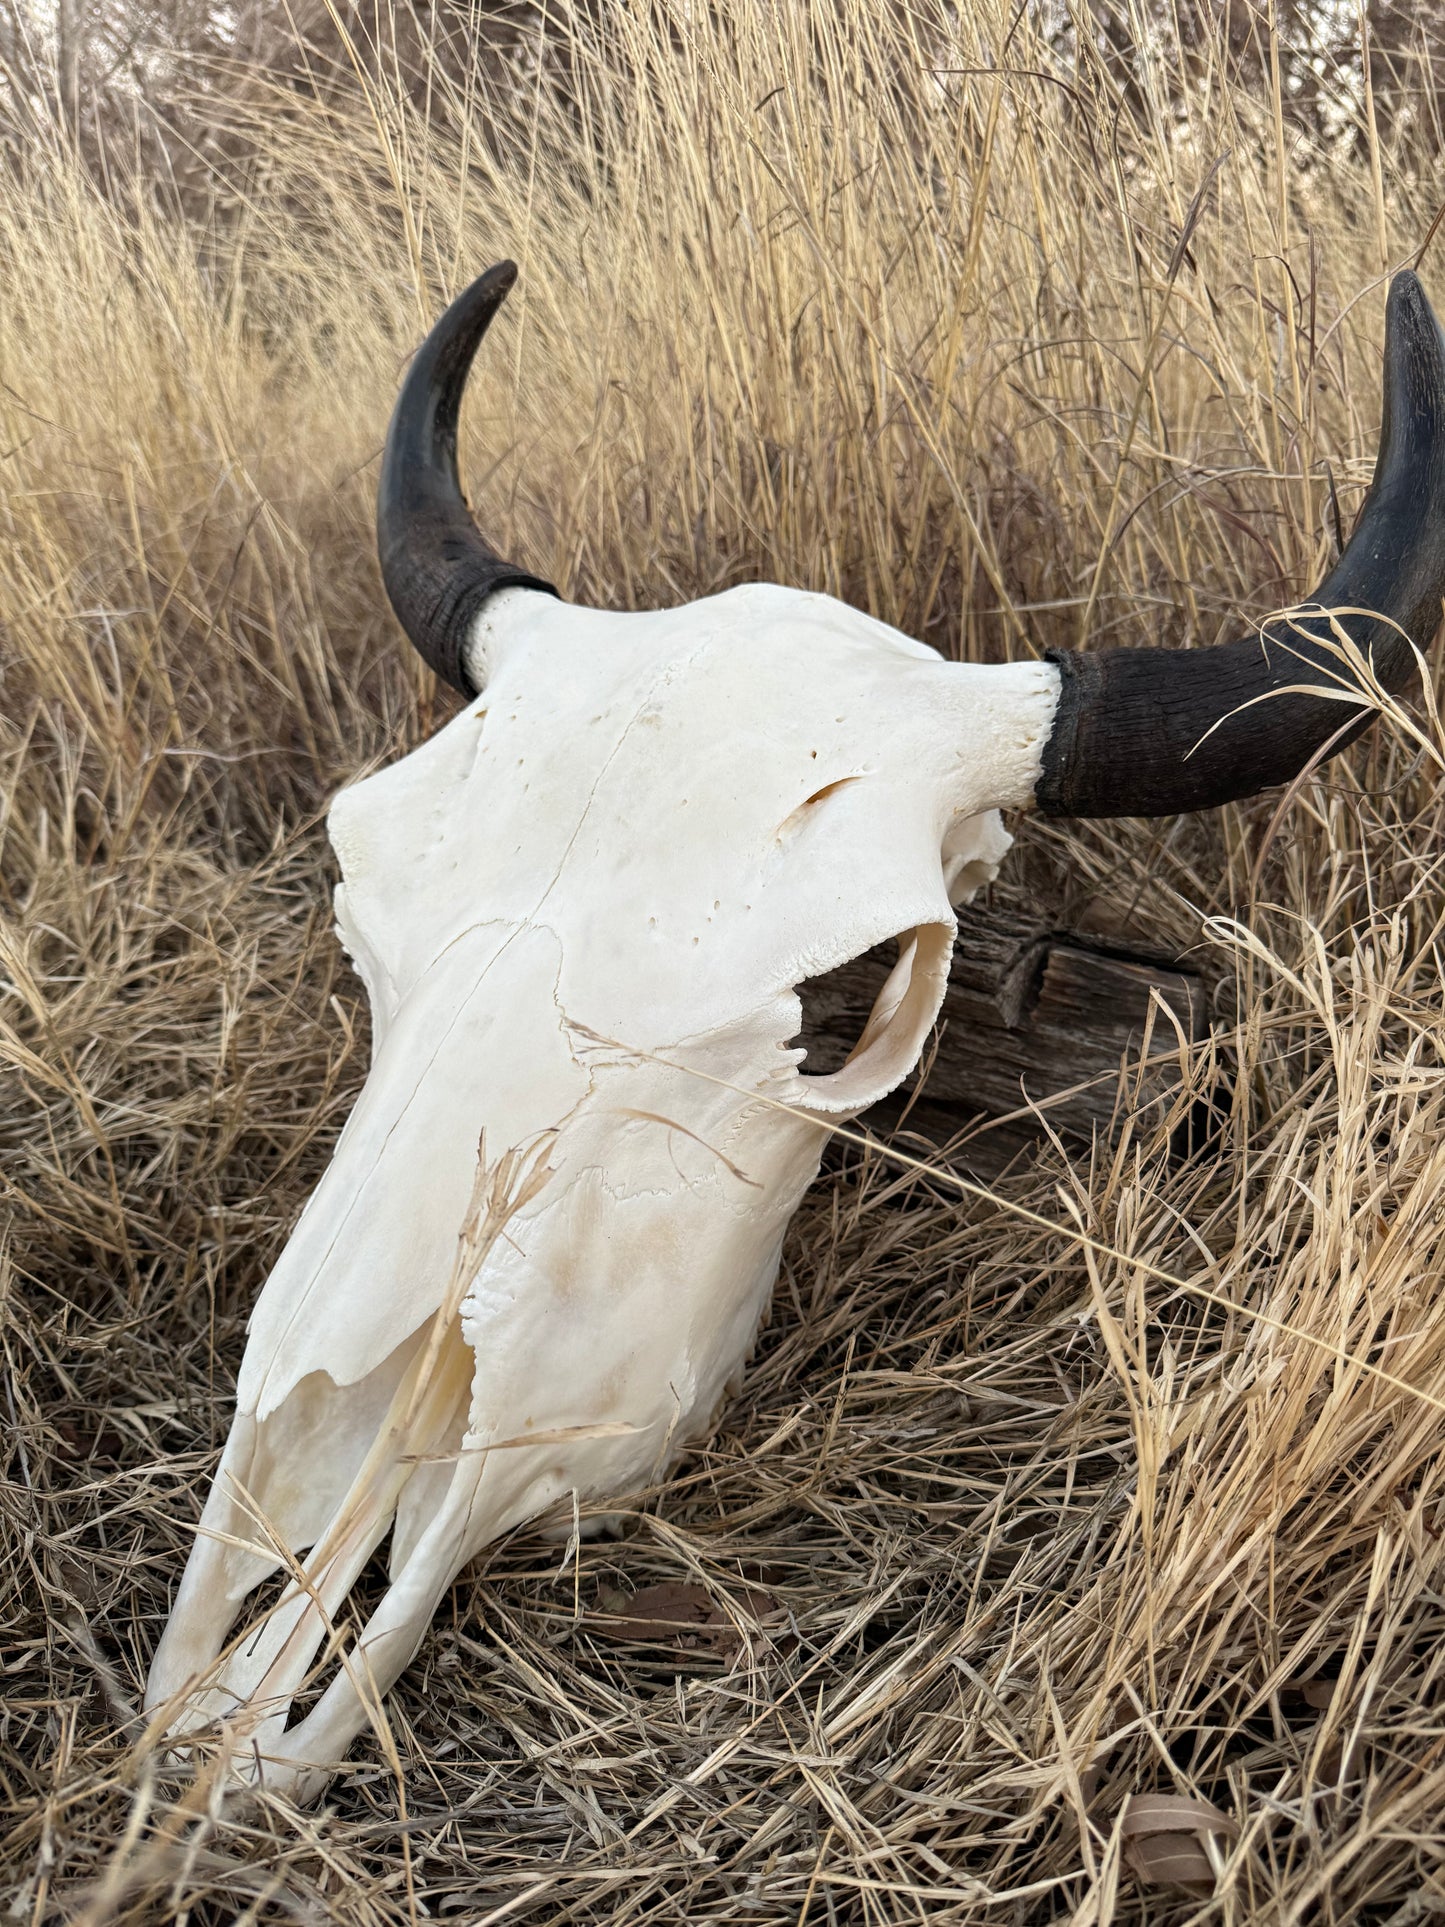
top-left (145, 582), bottom-right (1058, 1797)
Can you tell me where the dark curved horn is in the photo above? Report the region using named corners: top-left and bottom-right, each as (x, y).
top-left (1036, 269), bottom-right (1445, 818)
top-left (377, 261), bottom-right (559, 696)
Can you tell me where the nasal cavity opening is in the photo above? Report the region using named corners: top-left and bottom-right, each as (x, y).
top-left (792, 922), bottom-right (953, 1115)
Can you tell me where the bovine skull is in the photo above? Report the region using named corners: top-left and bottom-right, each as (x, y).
top-left (145, 264), bottom-right (1445, 1800)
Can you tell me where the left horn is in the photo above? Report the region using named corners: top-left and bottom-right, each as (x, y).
top-left (1035, 268), bottom-right (1445, 817)
top-left (377, 261), bottom-right (558, 696)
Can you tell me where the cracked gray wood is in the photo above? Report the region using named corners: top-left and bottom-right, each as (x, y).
top-left (798, 901), bottom-right (1207, 1148)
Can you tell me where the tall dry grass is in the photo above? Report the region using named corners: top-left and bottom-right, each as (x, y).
top-left (6, 0), bottom-right (1445, 1918)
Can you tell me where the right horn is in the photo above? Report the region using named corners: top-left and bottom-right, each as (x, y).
top-left (1035, 269), bottom-right (1445, 819)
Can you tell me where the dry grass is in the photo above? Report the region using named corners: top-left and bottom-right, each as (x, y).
top-left (6, 0), bottom-right (1445, 1917)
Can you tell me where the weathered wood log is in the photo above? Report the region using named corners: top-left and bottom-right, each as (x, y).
top-left (798, 901), bottom-right (1207, 1153)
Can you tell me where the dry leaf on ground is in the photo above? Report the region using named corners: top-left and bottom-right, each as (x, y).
top-left (1119, 1793), bottom-right (1239, 1893)
top-left (591, 1582), bottom-right (781, 1656)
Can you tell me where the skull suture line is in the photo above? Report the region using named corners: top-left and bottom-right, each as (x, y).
top-left (147, 264), bottom-right (1445, 1799)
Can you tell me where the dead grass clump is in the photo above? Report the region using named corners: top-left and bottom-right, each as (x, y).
top-left (7, 0), bottom-right (1445, 1918)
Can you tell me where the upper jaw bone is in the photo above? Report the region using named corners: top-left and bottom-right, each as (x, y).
top-left (144, 1142), bottom-right (548, 1795)
top-left (143, 1031), bottom-right (829, 1795)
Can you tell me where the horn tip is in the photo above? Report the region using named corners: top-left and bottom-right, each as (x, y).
top-left (1386, 265), bottom-right (1441, 345)
top-left (480, 259), bottom-right (519, 298)
top-left (1382, 267), bottom-right (1445, 436)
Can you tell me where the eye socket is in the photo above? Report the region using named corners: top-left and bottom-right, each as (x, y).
top-left (790, 922), bottom-right (953, 1116)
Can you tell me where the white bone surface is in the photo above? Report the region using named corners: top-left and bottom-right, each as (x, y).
top-left (145, 583), bottom-right (1059, 1798)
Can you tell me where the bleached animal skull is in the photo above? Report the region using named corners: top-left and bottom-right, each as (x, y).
top-left (146, 264), bottom-right (1445, 1800)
